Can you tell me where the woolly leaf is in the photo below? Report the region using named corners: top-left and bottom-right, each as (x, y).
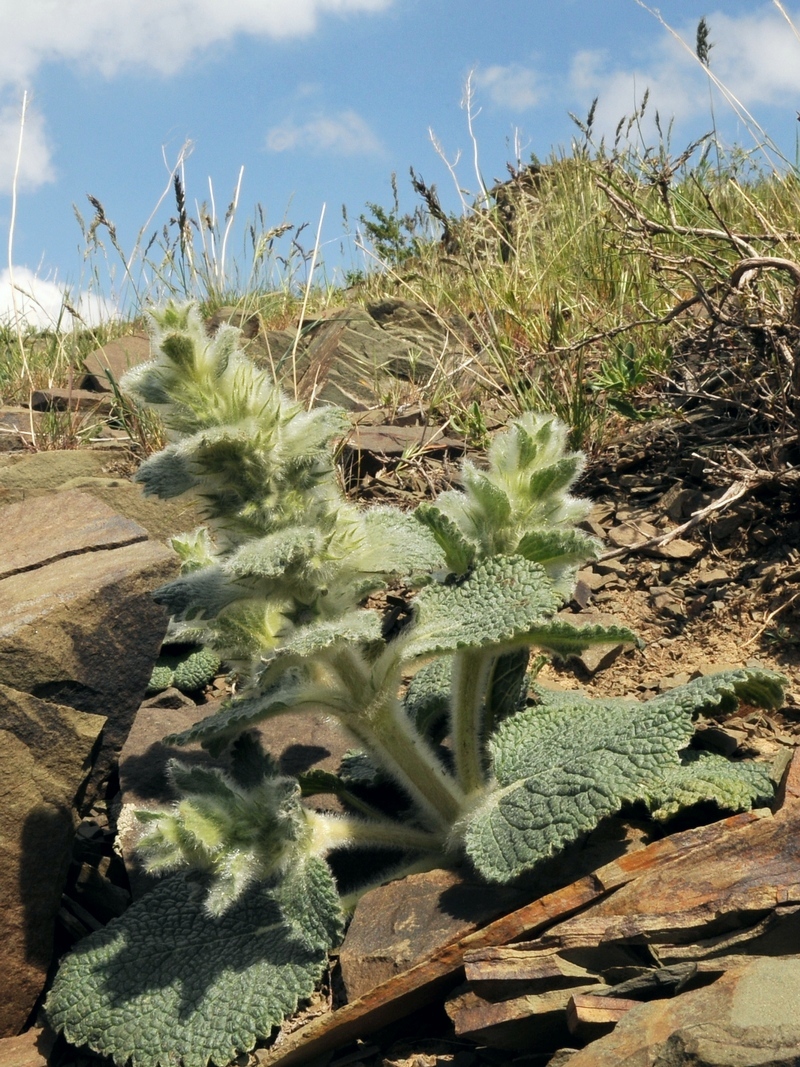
top-left (274, 856), bottom-right (345, 950)
top-left (403, 556), bottom-right (560, 660)
top-left (277, 611), bottom-right (382, 659)
top-left (147, 664), bottom-right (175, 695)
top-left (224, 527), bottom-right (322, 580)
top-left (643, 667), bottom-right (786, 717)
top-left (171, 649), bottom-right (220, 692)
top-left (515, 527), bottom-right (599, 569)
top-left (490, 693), bottom-right (686, 790)
top-left (646, 750), bottom-right (775, 820)
top-left (401, 556), bottom-right (632, 662)
top-left (461, 464), bottom-right (513, 526)
top-left (465, 668), bottom-right (784, 882)
top-left (153, 566), bottom-right (242, 621)
top-left (135, 446), bottom-right (200, 499)
top-left (526, 618), bottom-right (636, 660)
top-left (171, 528), bottom-right (216, 573)
top-left (527, 456), bottom-right (582, 499)
top-left (46, 871), bottom-right (341, 1067)
top-left (414, 503), bottom-right (476, 574)
top-left (485, 648), bottom-right (531, 732)
top-left (356, 507), bottom-right (446, 580)
top-left (165, 674), bottom-right (332, 750)
top-left (404, 657), bottom-right (452, 737)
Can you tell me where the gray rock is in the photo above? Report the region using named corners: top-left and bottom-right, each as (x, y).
top-left (79, 332), bottom-right (151, 392)
top-left (30, 388), bottom-right (114, 414)
top-left (0, 1027), bottom-right (56, 1066)
top-left (205, 306), bottom-right (261, 339)
top-left (0, 490), bottom-right (145, 580)
top-left (0, 449), bottom-right (116, 503)
top-left (607, 521), bottom-right (656, 548)
top-left (248, 300), bottom-right (468, 411)
top-left (562, 955), bottom-right (800, 1067)
top-left (55, 477), bottom-right (207, 545)
top-left (652, 538), bottom-right (702, 561)
top-left (0, 685), bottom-right (105, 1036)
top-left (0, 489), bottom-right (177, 806)
top-left (0, 408), bottom-right (48, 451)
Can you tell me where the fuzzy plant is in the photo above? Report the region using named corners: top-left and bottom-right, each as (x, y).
top-left (147, 640), bottom-right (221, 695)
top-left (46, 303), bottom-right (786, 1067)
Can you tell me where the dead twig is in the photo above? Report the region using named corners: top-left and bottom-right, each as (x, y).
top-left (745, 590), bottom-right (800, 647)
top-left (729, 256), bottom-right (800, 327)
top-left (598, 477), bottom-right (754, 561)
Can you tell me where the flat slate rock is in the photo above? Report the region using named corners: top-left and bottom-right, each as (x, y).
top-left (562, 954), bottom-right (800, 1067)
top-left (0, 489), bottom-right (146, 579)
top-left (0, 408), bottom-right (47, 450)
top-left (344, 423), bottom-right (465, 457)
top-left (0, 490), bottom-right (177, 805)
top-left (0, 1027), bottom-right (56, 1067)
top-left (30, 387), bottom-right (114, 414)
top-left (0, 449), bottom-right (117, 502)
top-left (339, 868), bottom-right (527, 1002)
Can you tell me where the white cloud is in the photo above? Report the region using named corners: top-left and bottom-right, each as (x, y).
top-left (0, 0), bottom-right (393, 87)
top-left (0, 100), bottom-right (55, 193)
top-left (474, 63), bottom-right (544, 112)
top-left (266, 109), bottom-right (383, 155)
top-left (703, 10), bottom-right (800, 106)
top-left (568, 48), bottom-right (698, 142)
top-left (0, 266), bottom-right (114, 329)
top-left (567, 6), bottom-right (800, 143)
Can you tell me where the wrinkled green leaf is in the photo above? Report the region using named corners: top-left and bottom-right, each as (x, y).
top-left (465, 668), bottom-right (783, 882)
top-left (46, 870), bottom-right (343, 1067)
top-left (402, 556), bottom-right (633, 662)
top-left (414, 503), bottom-right (476, 574)
top-left (646, 750), bottom-right (775, 820)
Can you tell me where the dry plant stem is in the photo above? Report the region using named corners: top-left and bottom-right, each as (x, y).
top-left (462, 71), bottom-right (488, 205)
top-left (598, 179), bottom-right (763, 256)
top-left (632, 0), bottom-right (789, 168)
top-left (598, 478), bottom-right (754, 562)
top-left (730, 256), bottom-right (800, 326)
top-left (220, 166), bottom-right (244, 284)
top-left (601, 447), bottom-right (800, 563)
top-left (775, 0), bottom-right (800, 44)
top-left (291, 202), bottom-right (326, 401)
top-left (746, 590), bottom-right (800, 647)
top-left (7, 90), bottom-right (34, 444)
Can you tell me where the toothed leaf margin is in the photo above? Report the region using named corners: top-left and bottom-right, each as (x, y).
top-left (46, 865), bottom-right (343, 1067)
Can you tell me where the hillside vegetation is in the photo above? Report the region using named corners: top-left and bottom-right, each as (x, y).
top-left (3, 122), bottom-right (800, 461)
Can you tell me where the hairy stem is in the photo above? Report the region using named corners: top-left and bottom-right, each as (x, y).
top-left (348, 695), bottom-right (469, 832)
top-left (327, 646), bottom-right (469, 831)
top-left (309, 811), bottom-right (445, 855)
top-left (450, 648), bottom-right (496, 794)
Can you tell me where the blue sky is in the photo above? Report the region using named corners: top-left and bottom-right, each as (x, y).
top-left (1, 0), bottom-right (799, 325)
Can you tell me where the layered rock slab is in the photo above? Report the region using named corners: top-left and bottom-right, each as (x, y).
top-left (562, 955), bottom-right (800, 1067)
top-left (0, 686), bottom-right (105, 1036)
top-left (0, 489), bottom-right (178, 804)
